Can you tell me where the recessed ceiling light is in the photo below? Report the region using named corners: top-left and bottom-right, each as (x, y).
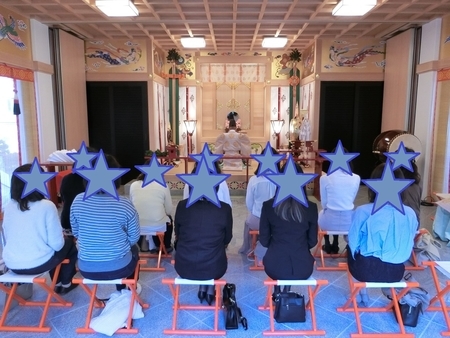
top-left (96, 0), bottom-right (139, 17)
top-left (180, 37), bottom-right (206, 49)
top-left (332, 0), bottom-right (376, 16)
top-left (262, 37), bottom-right (288, 49)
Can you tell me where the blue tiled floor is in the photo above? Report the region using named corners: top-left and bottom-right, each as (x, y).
top-left (0, 187), bottom-right (449, 337)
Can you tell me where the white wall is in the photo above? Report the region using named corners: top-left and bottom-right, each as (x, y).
top-left (382, 29), bottom-right (415, 131)
top-left (30, 19), bottom-right (57, 161)
top-left (415, 18), bottom-right (442, 197)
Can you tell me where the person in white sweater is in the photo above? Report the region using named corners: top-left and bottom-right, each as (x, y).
top-left (130, 170), bottom-right (174, 253)
top-left (319, 166), bottom-right (360, 254)
top-left (2, 164), bottom-right (78, 295)
top-left (238, 148), bottom-right (279, 255)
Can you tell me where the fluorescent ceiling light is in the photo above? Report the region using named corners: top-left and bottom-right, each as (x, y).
top-left (96, 0), bottom-right (139, 17)
top-left (332, 0), bottom-right (376, 16)
top-left (262, 37), bottom-right (288, 49)
top-left (180, 37), bottom-right (206, 48)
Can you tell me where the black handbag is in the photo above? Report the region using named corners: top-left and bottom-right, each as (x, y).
top-left (273, 291), bottom-right (306, 323)
top-left (222, 283), bottom-right (248, 330)
top-left (394, 301), bottom-right (422, 327)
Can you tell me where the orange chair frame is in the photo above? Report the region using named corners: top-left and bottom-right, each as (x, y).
top-left (0, 260), bottom-right (72, 333)
top-left (72, 259), bottom-right (149, 334)
top-left (338, 264), bottom-right (419, 338)
top-left (249, 230), bottom-right (264, 271)
top-left (162, 277), bottom-right (226, 336)
top-left (313, 228), bottom-right (348, 271)
top-left (259, 278), bottom-right (328, 336)
top-left (405, 229), bottom-right (427, 271)
top-left (423, 261), bottom-right (450, 336)
top-left (140, 232), bottom-right (171, 272)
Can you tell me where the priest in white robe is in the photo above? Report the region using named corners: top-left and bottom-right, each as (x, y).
top-left (215, 119), bottom-right (251, 171)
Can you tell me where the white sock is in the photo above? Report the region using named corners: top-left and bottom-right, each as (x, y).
top-left (62, 283), bottom-right (71, 288)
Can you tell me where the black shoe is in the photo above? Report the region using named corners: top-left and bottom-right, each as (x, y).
top-left (54, 285), bottom-right (63, 294)
top-left (58, 283), bottom-right (79, 295)
top-left (206, 285), bottom-right (215, 305)
top-left (322, 244), bottom-right (332, 254)
top-left (206, 293), bottom-right (215, 306)
top-left (166, 247), bottom-right (174, 254)
top-left (198, 285), bottom-right (207, 303)
top-left (331, 244), bottom-right (339, 254)
top-left (149, 249), bottom-right (159, 254)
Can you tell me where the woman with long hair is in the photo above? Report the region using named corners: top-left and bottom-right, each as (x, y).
top-left (2, 164), bottom-right (78, 295)
top-left (259, 162), bottom-right (318, 280)
top-left (399, 148), bottom-right (422, 227)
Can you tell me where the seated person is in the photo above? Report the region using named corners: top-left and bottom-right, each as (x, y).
top-left (239, 147), bottom-right (279, 255)
top-left (348, 163), bottom-right (418, 284)
top-left (174, 187), bottom-right (233, 306)
top-left (130, 161), bottom-right (174, 253)
top-left (70, 154), bottom-right (140, 290)
top-left (215, 119), bottom-right (251, 171)
top-left (319, 147), bottom-right (360, 254)
top-left (399, 150), bottom-right (422, 227)
top-left (182, 161), bottom-right (231, 207)
top-left (258, 162), bottom-right (319, 280)
top-left (60, 146), bottom-right (97, 233)
top-left (2, 164), bottom-right (78, 295)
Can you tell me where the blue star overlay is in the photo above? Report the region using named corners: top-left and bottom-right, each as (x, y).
top-left (14, 158), bottom-right (57, 199)
top-left (320, 140), bottom-right (359, 175)
top-left (264, 155), bottom-right (317, 207)
top-left (74, 150), bottom-right (130, 200)
top-left (190, 143), bottom-right (222, 173)
top-left (362, 161), bottom-right (415, 215)
top-left (251, 142), bottom-right (285, 176)
top-left (384, 141), bottom-right (420, 172)
top-left (177, 156), bottom-right (230, 208)
top-left (135, 153), bottom-right (172, 188)
top-left (67, 141), bottom-right (98, 169)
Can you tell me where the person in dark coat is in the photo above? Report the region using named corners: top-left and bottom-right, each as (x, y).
top-left (260, 198), bottom-right (318, 280)
top-left (174, 197), bottom-right (233, 305)
top-left (399, 149), bottom-right (422, 227)
top-left (259, 163), bottom-right (318, 281)
top-left (60, 146), bottom-right (97, 232)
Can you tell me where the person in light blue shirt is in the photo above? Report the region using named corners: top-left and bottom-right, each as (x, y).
top-left (348, 163), bottom-right (418, 283)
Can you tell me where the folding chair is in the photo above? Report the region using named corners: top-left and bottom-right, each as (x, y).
top-left (259, 278), bottom-right (328, 336)
top-left (139, 228), bottom-right (171, 272)
top-left (313, 227), bottom-right (348, 271)
top-left (405, 229), bottom-right (428, 271)
top-left (72, 259), bottom-right (148, 334)
top-left (0, 260), bottom-right (73, 333)
top-left (423, 261), bottom-right (450, 336)
top-left (249, 230), bottom-right (264, 271)
top-left (162, 277), bottom-right (226, 335)
top-left (338, 264), bottom-right (419, 338)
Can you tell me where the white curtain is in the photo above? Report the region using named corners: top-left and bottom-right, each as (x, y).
top-left (200, 63), bottom-right (265, 83)
top-left (270, 86), bottom-right (290, 149)
top-left (155, 82), bottom-right (168, 151)
top-left (178, 86), bottom-right (197, 156)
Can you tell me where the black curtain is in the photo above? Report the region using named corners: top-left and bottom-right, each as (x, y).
top-left (319, 81), bottom-right (383, 179)
top-left (86, 82), bottom-right (149, 184)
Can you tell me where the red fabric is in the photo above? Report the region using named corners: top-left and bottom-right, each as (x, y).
top-left (56, 170), bottom-right (72, 194)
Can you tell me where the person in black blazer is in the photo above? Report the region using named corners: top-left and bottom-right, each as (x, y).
top-left (174, 197), bottom-right (233, 305)
top-left (259, 164), bottom-right (319, 281)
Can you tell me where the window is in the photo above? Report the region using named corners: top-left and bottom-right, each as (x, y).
top-left (0, 77), bottom-right (20, 214)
